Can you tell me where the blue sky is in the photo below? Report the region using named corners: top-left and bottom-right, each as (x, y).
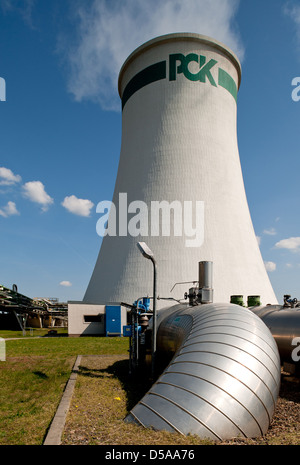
top-left (0, 0), bottom-right (299, 304)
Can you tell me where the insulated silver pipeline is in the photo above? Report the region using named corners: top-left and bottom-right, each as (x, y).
top-left (250, 305), bottom-right (300, 363)
top-left (125, 303), bottom-right (281, 441)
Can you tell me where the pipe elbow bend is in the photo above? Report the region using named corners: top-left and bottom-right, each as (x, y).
top-left (125, 303), bottom-right (281, 441)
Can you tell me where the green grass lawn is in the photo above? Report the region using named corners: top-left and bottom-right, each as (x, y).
top-left (0, 332), bottom-right (128, 445)
top-left (0, 328), bottom-right (68, 339)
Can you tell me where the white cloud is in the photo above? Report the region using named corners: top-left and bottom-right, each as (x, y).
top-left (0, 0), bottom-right (36, 27)
top-left (284, 2), bottom-right (300, 48)
top-left (62, 195), bottom-right (94, 217)
top-left (60, 281), bottom-right (72, 287)
top-left (22, 181), bottom-right (54, 211)
top-left (284, 2), bottom-right (300, 26)
top-left (275, 237), bottom-right (300, 252)
top-left (0, 167), bottom-right (22, 185)
top-left (263, 227), bottom-right (276, 236)
top-left (62, 0), bottom-right (243, 111)
top-left (264, 261), bottom-right (276, 272)
top-left (0, 201), bottom-right (20, 217)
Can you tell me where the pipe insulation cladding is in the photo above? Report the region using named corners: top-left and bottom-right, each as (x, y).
top-left (126, 303), bottom-right (281, 441)
top-left (251, 305), bottom-right (300, 364)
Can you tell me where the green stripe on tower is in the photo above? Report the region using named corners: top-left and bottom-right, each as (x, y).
top-left (218, 68), bottom-right (238, 101)
top-left (121, 59), bottom-right (237, 109)
top-left (122, 61), bottom-right (167, 109)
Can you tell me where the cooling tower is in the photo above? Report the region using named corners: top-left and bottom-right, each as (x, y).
top-left (84, 33), bottom-right (277, 307)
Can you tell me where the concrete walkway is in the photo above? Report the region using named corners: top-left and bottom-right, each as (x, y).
top-left (43, 355), bottom-right (82, 445)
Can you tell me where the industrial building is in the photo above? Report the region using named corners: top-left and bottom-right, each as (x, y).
top-left (68, 302), bottom-right (127, 337)
top-left (0, 285), bottom-right (67, 331)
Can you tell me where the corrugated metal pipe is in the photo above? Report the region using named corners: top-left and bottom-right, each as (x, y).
top-left (250, 303), bottom-right (300, 366)
top-left (125, 302), bottom-right (281, 441)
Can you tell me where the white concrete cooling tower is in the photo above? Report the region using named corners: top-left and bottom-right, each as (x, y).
top-left (84, 33), bottom-right (277, 307)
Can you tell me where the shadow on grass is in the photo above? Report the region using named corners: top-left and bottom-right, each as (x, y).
top-left (78, 359), bottom-right (153, 412)
top-left (280, 374), bottom-right (300, 403)
top-left (42, 333), bottom-right (68, 338)
top-left (33, 370), bottom-right (49, 379)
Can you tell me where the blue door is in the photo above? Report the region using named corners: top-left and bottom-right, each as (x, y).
top-left (105, 306), bottom-right (121, 336)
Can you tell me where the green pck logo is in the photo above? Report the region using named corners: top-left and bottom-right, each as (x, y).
top-left (169, 53), bottom-right (218, 87)
top-left (169, 53), bottom-right (237, 101)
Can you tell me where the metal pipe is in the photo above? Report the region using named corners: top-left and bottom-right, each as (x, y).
top-left (150, 256), bottom-right (157, 380)
top-left (135, 297), bottom-right (143, 368)
top-left (136, 242), bottom-right (157, 379)
top-left (198, 261), bottom-right (213, 289)
top-left (198, 261), bottom-right (213, 304)
top-left (125, 302), bottom-right (281, 440)
top-left (250, 305), bottom-right (300, 365)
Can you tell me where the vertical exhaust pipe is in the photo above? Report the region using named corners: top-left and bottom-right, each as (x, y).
top-left (198, 261), bottom-right (213, 304)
